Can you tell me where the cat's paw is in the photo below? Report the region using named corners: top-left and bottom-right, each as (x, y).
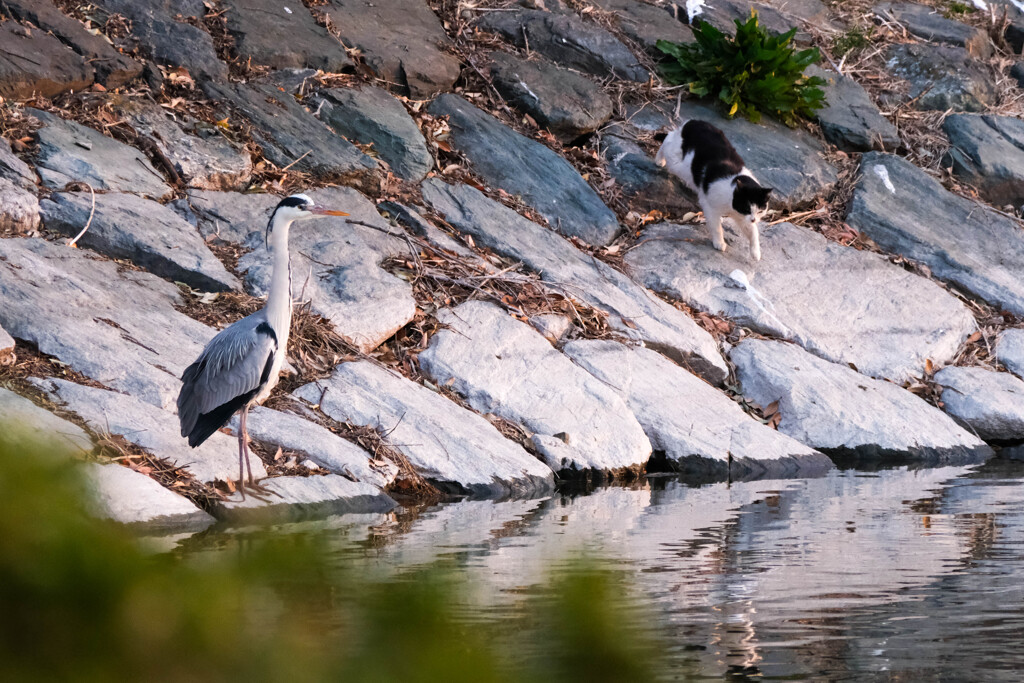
top-left (750, 245), bottom-right (762, 261)
top-left (712, 240), bottom-right (728, 253)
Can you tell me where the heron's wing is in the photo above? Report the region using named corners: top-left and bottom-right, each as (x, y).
top-left (177, 311), bottom-right (278, 439)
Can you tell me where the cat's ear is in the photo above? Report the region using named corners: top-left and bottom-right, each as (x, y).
top-left (759, 187), bottom-right (774, 203)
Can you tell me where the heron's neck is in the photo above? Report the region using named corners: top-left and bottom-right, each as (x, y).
top-left (265, 214), bottom-right (293, 333)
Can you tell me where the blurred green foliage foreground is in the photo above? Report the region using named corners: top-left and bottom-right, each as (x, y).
top-left (0, 428), bottom-right (676, 683)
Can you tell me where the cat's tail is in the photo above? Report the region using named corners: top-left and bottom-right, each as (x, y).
top-left (655, 119), bottom-right (688, 168)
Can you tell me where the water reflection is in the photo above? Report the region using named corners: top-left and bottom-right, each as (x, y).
top-left (184, 460), bottom-right (1024, 680)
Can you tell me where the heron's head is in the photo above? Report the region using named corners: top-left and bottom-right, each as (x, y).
top-left (266, 193), bottom-right (349, 248)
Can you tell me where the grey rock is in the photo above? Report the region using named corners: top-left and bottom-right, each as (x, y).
top-left (0, 137), bottom-right (36, 189)
top-left (672, 100), bottom-right (838, 209)
top-left (847, 152), bottom-right (1024, 316)
top-left (625, 220), bottom-right (975, 382)
top-left (0, 179), bottom-right (40, 233)
top-left (419, 301), bottom-right (653, 476)
top-left (943, 114), bottom-right (1024, 207)
top-left (1, 0), bottom-right (143, 88)
top-left (428, 94), bottom-right (620, 246)
top-left (203, 81), bottom-right (378, 186)
top-left (222, 0), bottom-right (352, 71)
top-left (378, 201), bottom-right (495, 272)
top-left (227, 406), bottom-right (399, 488)
top-left (694, 0), bottom-right (819, 41)
top-left (0, 387), bottom-right (93, 456)
top-left (120, 101), bottom-right (253, 192)
top-left (997, 329), bottom-right (1024, 379)
top-left (0, 325), bottom-right (13, 360)
top-left (178, 190), bottom-right (280, 245)
top-left (83, 463), bottom-right (215, 531)
top-left (420, 179), bottom-right (728, 382)
top-left (590, 0), bottom-right (694, 54)
top-left (0, 238), bottom-right (217, 409)
top-left (488, 52), bottom-right (612, 143)
top-left (1011, 61), bottom-right (1024, 88)
top-left (563, 340), bottom-right (834, 479)
top-left (294, 361), bottom-right (555, 497)
top-left (216, 474), bottom-right (396, 520)
top-left (316, 86), bottom-right (432, 182)
top-left (807, 64), bottom-right (900, 152)
top-left (886, 43), bottom-right (996, 112)
top-left (30, 109), bottom-right (172, 198)
top-left (935, 366), bottom-right (1024, 441)
top-left (0, 22), bottom-right (93, 100)
top-left (730, 339), bottom-right (993, 464)
top-left (475, 9), bottom-right (648, 81)
top-left (35, 377), bottom-right (267, 483)
top-left (875, 3), bottom-right (992, 57)
top-left (261, 68), bottom-right (319, 96)
top-left (40, 192), bottom-right (239, 292)
top-left (530, 313), bottom-right (572, 343)
top-left (601, 126), bottom-right (696, 215)
top-left (236, 187), bottom-right (417, 352)
top-left (322, 0), bottom-right (461, 97)
top-left (95, 0), bottom-right (228, 83)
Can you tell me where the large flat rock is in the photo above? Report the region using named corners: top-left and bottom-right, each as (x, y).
top-left (0, 179), bottom-right (40, 234)
top-left (216, 474), bottom-right (396, 521)
top-left (227, 406), bottom-right (399, 489)
top-left (625, 221), bottom-right (975, 382)
top-left (202, 81), bottom-right (378, 185)
top-left (475, 9), bottom-right (648, 81)
top-left (222, 0), bottom-right (352, 72)
top-left (0, 238), bottom-right (216, 409)
top-left (997, 329), bottom-right (1024, 379)
top-left (934, 366), bottom-right (1024, 442)
top-left (0, 387), bottom-right (93, 457)
top-left (418, 301), bottom-right (653, 476)
top-left (886, 43), bottom-right (996, 112)
top-left (730, 339), bottom-right (993, 465)
top-left (0, 22), bottom-right (93, 100)
top-left (673, 100), bottom-right (838, 209)
top-left (315, 86), bottom-right (432, 182)
top-left (693, 0), bottom-right (826, 41)
top-left (488, 52), bottom-right (612, 143)
top-left (236, 187), bottom-right (417, 352)
top-left (83, 463), bottom-right (215, 531)
top-left (590, 0), bottom-right (694, 54)
top-left (428, 94), bottom-right (620, 246)
top-left (34, 377), bottom-right (266, 483)
top-left (943, 114), bottom-right (1024, 207)
top-left (176, 190), bottom-right (280, 245)
top-left (875, 3), bottom-right (992, 58)
top-left (95, 0), bottom-right (228, 83)
top-left (562, 340), bottom-right (833, 479)
top-left (420, 179), bottom-right (727, 382)
top-left (294, 361), bottom-right (555, 497)
top-left (40, 192), bottom-right (239, 292)
top-left (322, 0), bottom-right (461, 97)
top-left (119, 101), bottom-right (252, 192)
top-left (807, 64), bottom-right (900, 152)
top-left (0, 137), bottom-right (37, 189)
top-left (846, 152), bottom-right (1024, 316)
top-left (601, 125), bottom-right (698, 216)
top-left (2, 0), bottom-right (142, 88)
top-left (30, 109), bottom-right (172, 199)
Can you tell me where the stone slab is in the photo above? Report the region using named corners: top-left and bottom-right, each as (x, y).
top-left (935, 366), bottom-right (1024, 442)
top-left (0, 387), bottom-right (93, 457)
top-left (847, 152), bottom-right (1024, 316)
top-left (807, 64), bottom-right (900, 152)
top-left (997, 329), bottom-right (1024, 379)
top-left (590, 0), bottom-right (695, 54)
top-left (0, 137), bottom-right (36, 189)
top-left (0, 178), bottom-right (40, 233)
top-left (0, 22), bottom-right (93, 100)
top-left (875, 3), bottom-right (992, 57)
top-left (83, 462), bottom-right (215, 531)
top-left (294, 361), bottom-right (555, 497)
top-left (625, 220), bottom-right (976, 382)
top-left (418, 301), bottom-right (653, 476)
top-left (886, 43), bottom-right (996, 112)
top-left (943, 114), bottom-right (1024, 208)
top-left (216, 474), bottom-right (396, 521)
top-left (222, 0), bottom-right (352, 72)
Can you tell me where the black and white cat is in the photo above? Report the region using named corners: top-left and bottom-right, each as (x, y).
top-left (655, 120), bottom-right (773, 261)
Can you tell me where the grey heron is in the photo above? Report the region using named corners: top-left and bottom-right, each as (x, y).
top-left (177, 194), bottom-right (349, 496)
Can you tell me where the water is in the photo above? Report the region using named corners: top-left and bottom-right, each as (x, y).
top-left (181, 460), bottom-right (1024, 680)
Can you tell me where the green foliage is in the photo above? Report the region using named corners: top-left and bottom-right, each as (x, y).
top-left (656, 13), bottom-right (827, 126)
top-left (832, 27), bottom-right (873, 57)
top-left (0, 431), bottom-right (680, 682)
top-left (945, 1), bottom-right (974, 17)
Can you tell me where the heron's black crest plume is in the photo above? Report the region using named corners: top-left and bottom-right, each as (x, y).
top-left (265, 195), bottom-right (313, 249)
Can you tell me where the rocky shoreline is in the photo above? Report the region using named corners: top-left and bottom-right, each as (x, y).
top-left (2, 0), bottom-right (1024, 532)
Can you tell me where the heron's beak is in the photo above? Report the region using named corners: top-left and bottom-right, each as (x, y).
top-left (310, 206), bottom-right (349, 216)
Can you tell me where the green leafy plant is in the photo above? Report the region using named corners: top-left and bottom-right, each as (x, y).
top-left (945, 1), bottom-right (974, 17)
top-left (656, 13), bottom-right (827, 126)
top-left (833, 27), bottom-right (873, 57)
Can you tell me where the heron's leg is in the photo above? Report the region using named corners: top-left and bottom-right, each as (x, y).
top-left (241, 405), bottom-right (256, 486)
top-left (236, 410), bottom-right (246, 501)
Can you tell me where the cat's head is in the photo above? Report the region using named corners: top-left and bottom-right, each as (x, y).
top-left (732, 176), bottom-right (773, 222)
